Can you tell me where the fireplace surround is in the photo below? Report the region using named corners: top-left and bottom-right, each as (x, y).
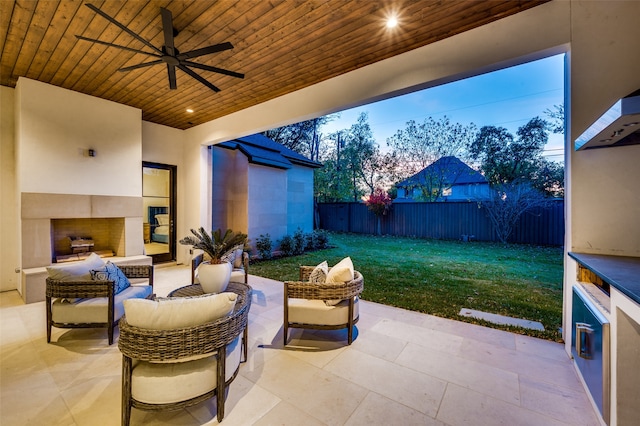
top-left (20, 192), bottom-right (150, 303)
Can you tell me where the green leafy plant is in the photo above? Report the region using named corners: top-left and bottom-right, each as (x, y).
top-left (313, 229), bottom-right (329, 249)
top-left (256, 233), bottom-right (273, 260)
top-left (293, 227), bottom-right (305, 255)
top-left (279, 235), bottom-right (295, 257)
top-left (305, 233), bottom-right (316, 251)
top-left (179, 227), bottom-right (247, 264)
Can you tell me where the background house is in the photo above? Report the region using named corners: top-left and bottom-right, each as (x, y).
top-left (211, 133), bottom-right (321, 247)
top-left (394, 156), bottom-right (491, 202)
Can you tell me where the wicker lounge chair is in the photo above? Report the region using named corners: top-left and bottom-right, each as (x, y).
top-left (284, 265), bottom-right (364, 345)
top-left (46, 264), bottom-right (154, 345)
top-left (118, 282), bottom-right (251, 425)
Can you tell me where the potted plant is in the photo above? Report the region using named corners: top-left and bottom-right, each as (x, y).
top-left (179, 227), bottom-right (248, 293)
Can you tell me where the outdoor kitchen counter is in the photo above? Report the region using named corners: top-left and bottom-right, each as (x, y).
top-left (569, 252), bottom-right (640, 305)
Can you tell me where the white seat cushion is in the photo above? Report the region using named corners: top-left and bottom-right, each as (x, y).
top-left (52, 285), bottom-right (152, 324)
top-left (230, 269), bottom-right (245, 282)
top-left (288, 297), bottom-right (359, 326)
top-left (131, 336), bottom-right (242, 404)
top-left (124, 292), bottom-right (237, 331)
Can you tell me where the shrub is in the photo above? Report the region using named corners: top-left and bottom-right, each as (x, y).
top-left (293, 227), bottom-right (305, 254)
top-left (305, 233), bottom-right (316, 251)
top-left (279, 235), bottom-right (295, 257)
top-left (313, 229), bottom-right (329, 249)
top-left (255, 234), bottom-right (272, 260)
top-left (364, 187), bottom-right (393, 216)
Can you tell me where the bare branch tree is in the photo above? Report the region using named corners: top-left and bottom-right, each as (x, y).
top-left (387, 116), bottom-right (477, 201)
top-left (480, 180), bottom-right (553, 243)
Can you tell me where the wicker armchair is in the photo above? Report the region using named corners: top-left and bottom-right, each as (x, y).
top-left (284, 266), bottom-right (364, 345)
top-left (45, 264), bottom-right (154, 345)
top-left (192, 250), bottom-right (249, 284)
top-left (118, 282), bottom-right (251, 425)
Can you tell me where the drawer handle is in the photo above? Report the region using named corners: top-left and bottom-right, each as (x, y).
top-left (576, 322), bottom-right (594, 359)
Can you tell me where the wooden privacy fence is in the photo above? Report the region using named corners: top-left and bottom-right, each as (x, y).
top-left (317, 200), bottom-right (565, 246)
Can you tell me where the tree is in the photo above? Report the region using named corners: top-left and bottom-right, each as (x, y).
top-left (313, 112), bottom-right (394, 202)
top-left (480, 180), bottom-right (553, 243)
top-left (262, 115), bottom-right (336, 161)
top-left (544, 104), bottom-right (564, 134)
top-left (469, 117), bottom-right (557, 189)
top-left (387, 116), bottom-right (477, 201)
top-left (468, 117), bottom-right (563, 242)
top-left (341, 112), bottom-right (384, 201)
top-left (363, 187), bottom-right (392, 235)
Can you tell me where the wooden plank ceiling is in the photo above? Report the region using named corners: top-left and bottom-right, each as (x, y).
top-left (1, 0), bottom-right (547, 130)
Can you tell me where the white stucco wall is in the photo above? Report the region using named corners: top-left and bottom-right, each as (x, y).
top-left (211, 148), bottom-right (249, 235)
top-left (0, 86), bottom-right (19, 291)
top-left (16, 78), bottom-right (142, 196)
top-left (247, 165), bottom-right (288, 246)
top-left (568, 1), bottom-right (640, 257)
top-left (287, 165), bottom-right (315, 234)
top-left (141, 121), bottom-right (188, 263)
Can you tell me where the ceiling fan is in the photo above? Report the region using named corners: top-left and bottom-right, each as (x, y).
top-left (76, 3), bottom-right (244, 92)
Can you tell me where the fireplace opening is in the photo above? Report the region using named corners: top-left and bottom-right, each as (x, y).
top-left (51, 218), bottom-right (125, 263)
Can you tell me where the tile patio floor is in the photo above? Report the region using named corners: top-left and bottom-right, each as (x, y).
top-left (0, 264), bottom-right (601, 425)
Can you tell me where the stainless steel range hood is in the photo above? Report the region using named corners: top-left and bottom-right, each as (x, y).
top-left (575, 89), bottom-right (640, 150)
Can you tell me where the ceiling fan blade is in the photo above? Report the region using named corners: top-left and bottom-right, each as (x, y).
top-left (178, 65), bottom-right (220, 92)
top-left (182, 61), bottom-right (244, 79)
top-left (160, 7), bottom-right (175, 56)
top-left (75, 35), bottom-right (161, 57)
top-left (177, 42), bottom-right (234, 60)
top-left (167, 64), bottom-right (177, 90)
top-left (85, 4), bottom-right (162, 54)
top-left (119, 60), bottom-right (163, 72)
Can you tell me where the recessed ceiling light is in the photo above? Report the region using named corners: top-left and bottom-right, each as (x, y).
top-left (386, 16), bottom-right (398, 29)
top-left (186, 108), bottom-right (194, 113)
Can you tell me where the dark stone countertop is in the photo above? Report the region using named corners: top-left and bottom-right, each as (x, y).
top-left (569, 252), bottom-right (640, 305)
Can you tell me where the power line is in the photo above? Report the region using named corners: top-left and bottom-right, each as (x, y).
top-left (371, 88), bottom-right (563, 128)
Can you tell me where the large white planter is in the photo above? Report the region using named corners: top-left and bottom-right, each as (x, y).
top-left (197, 262), bottom-right (232, 293)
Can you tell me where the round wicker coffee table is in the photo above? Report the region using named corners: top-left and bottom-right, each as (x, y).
top-left (168, 281), bottom-right (251, 361)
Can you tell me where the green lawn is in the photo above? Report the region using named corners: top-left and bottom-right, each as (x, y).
top-left (249, 232), bottom-right (564, 341)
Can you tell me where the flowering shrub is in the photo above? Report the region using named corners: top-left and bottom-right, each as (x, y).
top-left (364, 188), bottom-right (392, 216)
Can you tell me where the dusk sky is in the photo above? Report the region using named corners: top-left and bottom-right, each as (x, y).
top-left (320, 54), bottom-right (565, 162)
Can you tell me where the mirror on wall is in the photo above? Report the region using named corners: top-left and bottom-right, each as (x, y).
top-left (143, 163), bottom-right (176, 263)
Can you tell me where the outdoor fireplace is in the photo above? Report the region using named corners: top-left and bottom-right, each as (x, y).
top-left (21, 192), bottom-right (145, 269)
top-left (50, 218), bottom-right (124, 262)
top-left (20, 192), bottom-right (148, 303)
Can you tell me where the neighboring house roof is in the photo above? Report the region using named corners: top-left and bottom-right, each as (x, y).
top-left (396, 156), bottom-right (487, 188)
top-left (216, 133), bottom-right (322, 170)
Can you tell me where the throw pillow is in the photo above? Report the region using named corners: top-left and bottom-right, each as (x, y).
top-left (91, 261), bottom-right (131, 294)
top-left (324, 257), bottom-right (355, 306)
top-left (46, 252), bottom-right (105, 281)
top-left (325, 257), bottom-right (354, 283)
top-left (221, 244), bottom-right (243, 264)
top-left (233, 248), bottom-right (244, 269)
top-left (309, 261), bottom-right (328, 283)
top-left (123, 292), bottom-right (238, 330)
